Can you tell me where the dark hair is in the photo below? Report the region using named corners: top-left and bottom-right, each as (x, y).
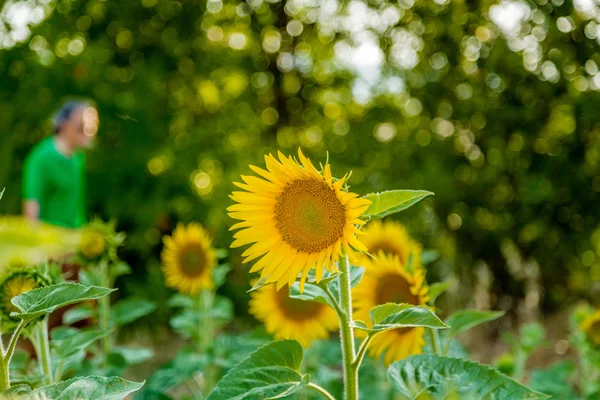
top-left (53, 100), bottom-right (91, 134)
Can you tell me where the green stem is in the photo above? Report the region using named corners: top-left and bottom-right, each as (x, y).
top-left (55, 361), bottom-right (64, 383)
top-left (0, 358), bottom-right (8, 393)
top-left (428, 328), bottom-right (441, 355)
top-left (198, 289), bottom-right (215, 397)
top-left (353, 334), bottom-right (375, 369)
top-left (307, 382), bottom-right (336, 400)
top-left (321, 284), bottom-right (345, 317)
top-left (513, 349), bottom-right (527, 382)
top-left (5, 319), bottom-right (26, 367)
top-left (35, 318), bottom-right (53, 385)
top-left (99, 261), bottom-right (112, 360)
top-left (338, 253), bottom-right (359, 400)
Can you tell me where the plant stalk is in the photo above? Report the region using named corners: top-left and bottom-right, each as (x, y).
top-left (338, 253), bottom-right (359, 400)
top-left (307, 382), bottom-right (336, 400)
top-left (36, 318), bottom-right (53, 385)
top-left (99, 260), bottom-right (112, 360)
top-left (0, 354), bottom-right (9, 392)
top-left (198, 289), bottom-right (215, 397)
top-left (428, 328), bottom-right (441, 354)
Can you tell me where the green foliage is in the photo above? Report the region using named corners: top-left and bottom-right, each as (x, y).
top-left (427, 282), bottom-right (450, 306)
top-left (110, 297), bottom-right (156, 326)
top-left (10, 283), bottom-right (115, 322)
top-left (207, 340), bottom-right (307, 400)
top-left (445, 310), bottom-right (505, 336)
top-left (355, 303), bottom-right (447, 333)
top-left (387, 354), bottom-right (549, 400)
top-left (362, 190), bottom-right (434, 219)
top-left (3, 376), bottom-right (144, 399)
top-left (529, 361), bottom-right (579, 400)
top-left (52, 329), bottom-right (111, 360)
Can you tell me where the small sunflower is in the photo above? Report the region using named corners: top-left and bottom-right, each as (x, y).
top-left (77, 219), bottom-right (124, 263)
top-left (353, 252), bottom-right (430, 366)
top-left (161, 223), bottom-right (217, 295)
top-left (356, 219), bottom-right (422, 271)
top-left (249, 282), bottom-right (339, 347)
top-left (0, 262), bottom-right (61, 324)
top-left (580, 310), bottom-right (600, 347)
top-left (80, 230), bottom-right (106, 259)
top-left (228, 149), bottom-right (371, 291)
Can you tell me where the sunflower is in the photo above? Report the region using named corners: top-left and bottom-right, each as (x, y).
top-left (249, 282), bottom-right (339, 347)
top-left (580, 310), bottom-right (600, 347)
top-left (353, 252), bottom-right (430, 366)
top-left (161, 223), bottom-right (217, 295)
top-left (356, 219), bottom-right (422, 271)
top-left (79, 230), bottom-right (106, 259)
top-left (228, 149), bottom-right (371, 291)
top-left (0, 262), bottom-right (61, 324)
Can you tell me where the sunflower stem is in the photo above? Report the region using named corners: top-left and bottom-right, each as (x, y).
top-left (99, 260), bottom-right (112, 363)
top-left (321, 284), bottom-right (344, 317)
top-left (307, 382), bottom-right (336, 400)
top-left (338, 253), bottom-right (359, 400)
top-left (0, 358), bottom-right (8, 393)
top-left (352, 334), bottom-right (375, 369)
top-left (35, 318), bottom-right (53, 385)
top-left (428, 328), bottom-right (441, 355)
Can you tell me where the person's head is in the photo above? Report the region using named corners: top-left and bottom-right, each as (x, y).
top-left (53, 100), bottom-right (99, 149)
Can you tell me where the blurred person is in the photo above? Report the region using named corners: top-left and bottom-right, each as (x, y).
top-left (22, 100), bottom-right (99, 228)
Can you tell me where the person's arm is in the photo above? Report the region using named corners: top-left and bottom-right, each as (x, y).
top-left (22, 151), bottom-right (45, 221)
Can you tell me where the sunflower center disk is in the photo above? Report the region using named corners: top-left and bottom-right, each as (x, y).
top-left (276, 285), bottom-right (324, 321)
top-left (376, 274), bottom-right (420, 334)
top-left (275, 180), bottom-right (346, 254)
top-left (179, 245), bottom-right (207, 277)
top-left (370, 241), bottom-right (404, 260)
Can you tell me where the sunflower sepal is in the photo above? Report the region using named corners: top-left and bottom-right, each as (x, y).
top-left (352, 303), bottom-right (448, 334)
top-left (361, 190), bottom-right (434, 220)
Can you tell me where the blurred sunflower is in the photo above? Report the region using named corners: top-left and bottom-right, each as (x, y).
top-left (356, 219), bottom-right (422, 271)
top-left (78, 219), bottom-right (125, 263)
top-left (249, 282), bottom-right (339, 347)
top-left (353, 252), bottom-right (430, 366)
top-left (580, 310), bottom-right (600, 347)
top-left (0, 262), bottom-right (61, 324)
top-left (228, 149), bottom-right (371, 291)
top-left (161, 223), bottom-right (217, 295)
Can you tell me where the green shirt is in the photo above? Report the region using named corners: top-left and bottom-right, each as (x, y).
top-left (22, 137), bottom-right (87, 228)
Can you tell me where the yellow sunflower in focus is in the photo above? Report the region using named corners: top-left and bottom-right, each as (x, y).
top-left (353, 252), bottom-right (430, 366)
top-left (80, 230), bottom-right (106, 259)
top-left (356, 219), bottom-right (422, 271)
top-left (249, 282), bottom-right (339, 347)
top-left (161, 223), bottom-right (217, 295)
top-left (580, 310), bottom-right (600, 347)
top-left (228, 149), bottom-right (371, 291)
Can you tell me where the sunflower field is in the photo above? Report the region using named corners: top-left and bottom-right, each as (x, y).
top-left (2, 0), bottom-right (600, 398)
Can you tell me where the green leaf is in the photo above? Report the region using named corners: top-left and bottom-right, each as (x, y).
top-left (62, 303), bottom-right (95, 325)
top-left (247, 278), bottom-right (270, 293)
top-left (207, 340), bottom-right (307, 400)
top-left (421, 249), bottom-right (439, 265)
top-left (213, 264), bottom-right (231, 287)
top-left (428, 282), bottom-right (450, 305)
top-left (289, 283), bottom-right (335, 309)
top-left (0, 188), bottom-right (5, 201)
top-left (446, 309), bottom-right (505, 336)
top-left (362, 190), bottom-right (434, 219)
top-left (109, 261), bottom-right (132, 281)
top-left (11, 283), bottom-right (115, 322)
top-left (53, 329), bottom-right (111, 360)
top-left (357, 303), bottom-right (448, 333)
top-left (167, 293), bottom-right (196, 308)
top-left (529, 361), bottom-right (578, 400)
top-left (144, 346), bottom-right (208, 395)
top-left (387, 354), bottom-right (549, 400)
top-left (4, 376), bottom-right (144, 399)
top-left (112, 346), bottom-right (153, 365)
top-left (111, 297), bottom-right (156, 326)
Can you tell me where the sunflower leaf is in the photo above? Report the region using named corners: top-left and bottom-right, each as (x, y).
top-left (362, 190), bottom-right (434, 219)
top-left (247, 278), bottom-right (271, 293)
top-left (53, 329), bottom-right (112, 360)
top-left (2, 376), bottom-right (145, 399)
top-left (428, 282), bottom-right (450, 305)
top-left (387, 354), bottom-right (549, 400)
top-left (11, 282), bottom-right (115, 322)
top-left (358, 303), bottom-right (448, 333)
top-left (446, 309), bottom-right (505, 336)
top-left (289, 283), bottom-right (335, 309)
top-left (111, 297), bottom-right (157, 326)
top-left (207, 340), bottom-right (308, 400)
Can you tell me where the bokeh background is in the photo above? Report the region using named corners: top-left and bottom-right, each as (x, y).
top-left (2, 0), bottom-right (600, 361)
